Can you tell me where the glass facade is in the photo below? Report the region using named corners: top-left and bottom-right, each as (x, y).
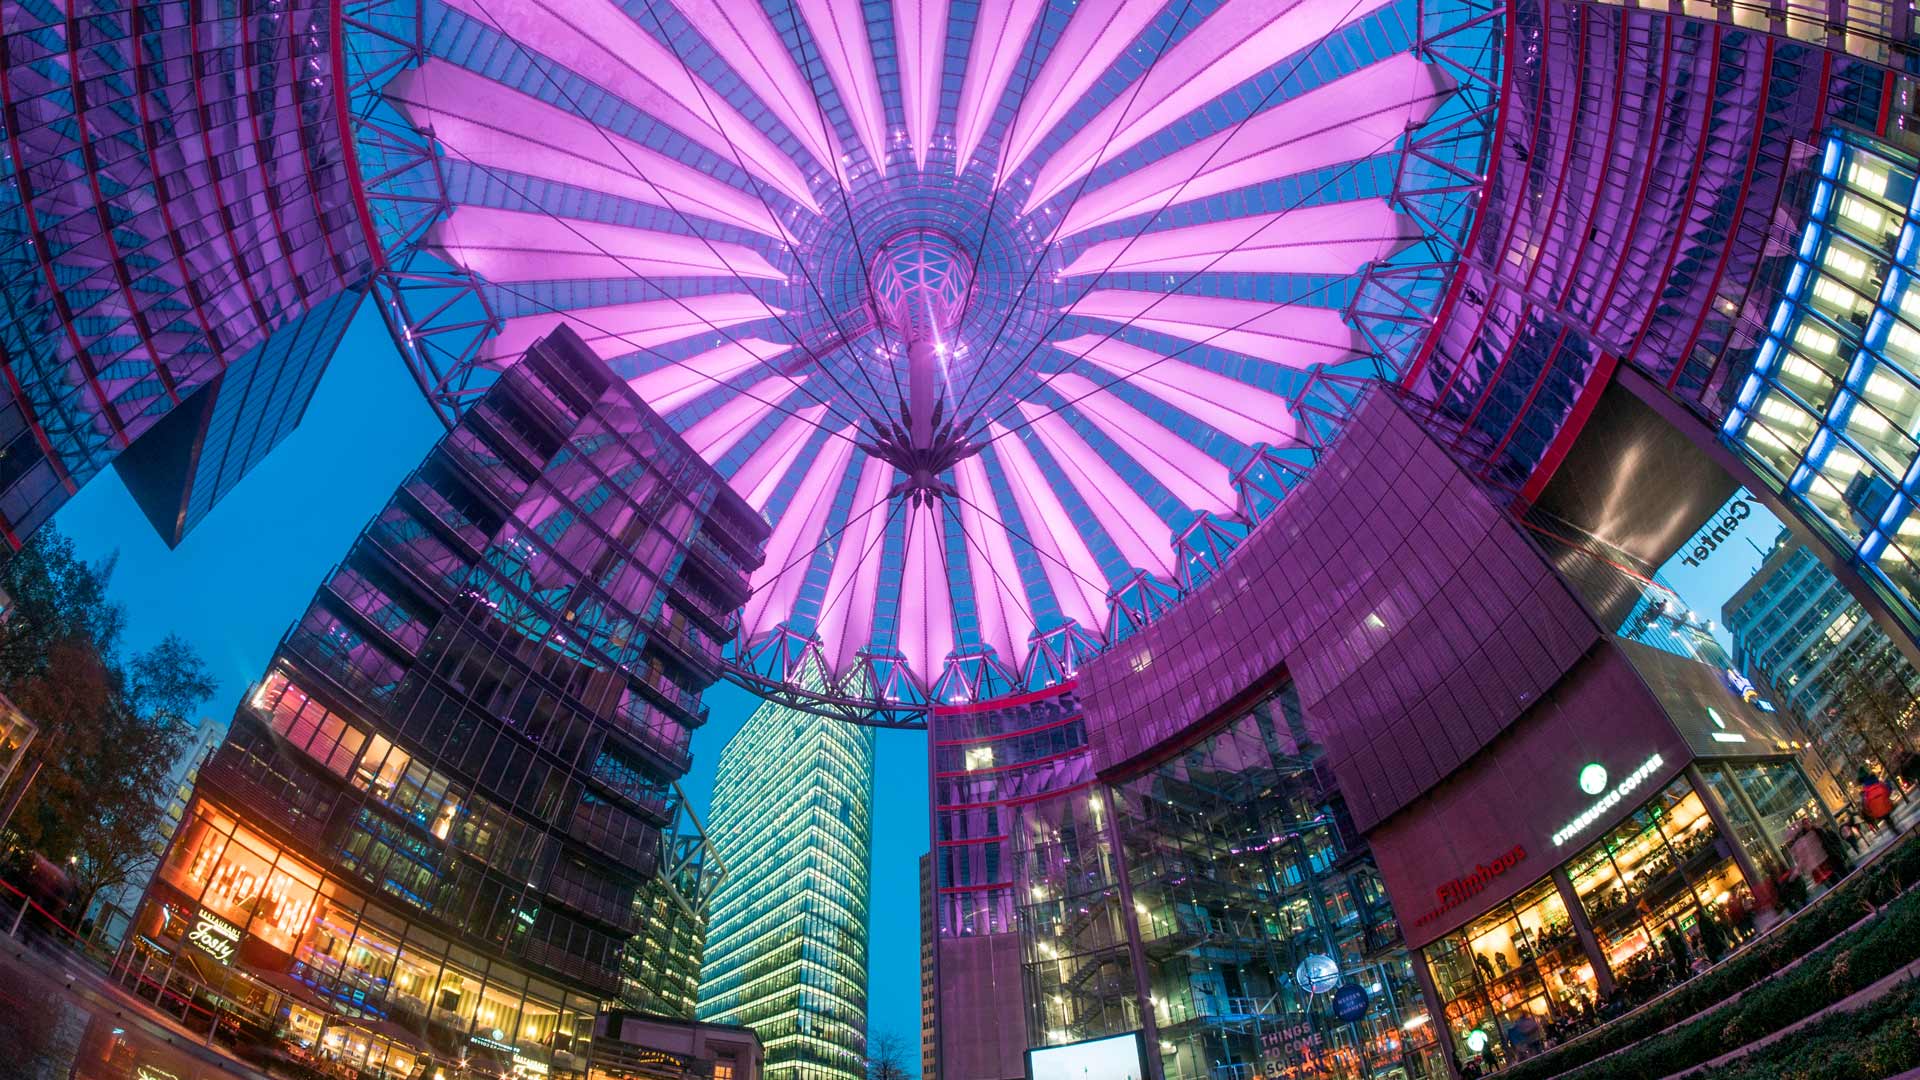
top-left (1001, 684), bottom-right (1443, 1080)
top-left (697, 682), bottom-right (875, 1080)
top-left (1725, 131), bottom-right (1920, 638)
top-left (128, 326), bottom-right (766, 1079)
top-left (0, 0), bottom-right (372, 551)
top-left (1418, 760), bottom-right (1829, 1071)
top-left (620, 800), bottom-right (723, 1020)
top-left (1725, 528), bottom-right (1920, 782)
top-left (1422, 879), bottom-right (1595, 1067)
top-left (1565, 781), bottom-right (1748, 1000)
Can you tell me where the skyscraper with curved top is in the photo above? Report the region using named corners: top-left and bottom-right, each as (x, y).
top-left (697, 683), bottom-right (875, 1080)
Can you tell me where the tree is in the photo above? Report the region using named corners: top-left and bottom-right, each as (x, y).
top-left (866, 1030), bottom-right (915, 1080)
top-left (0, 529), bottom-right (124, 682)
top-left (1822, 636), bottom-right (1920, 781)
top-left (0, 529), bottom-right (217, 920)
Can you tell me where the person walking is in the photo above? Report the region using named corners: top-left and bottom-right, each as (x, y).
top-left (1862, 768), bottom-right (1895, 826)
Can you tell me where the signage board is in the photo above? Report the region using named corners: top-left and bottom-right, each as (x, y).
top-left (1552, 754), bottom-right (1664, 847)
top-left (1026, 1031), bottom-right (1148, 1080)
top-left (1410, 845), bottom-right (1527, 928)
top-left (1331, 982), bottom-right (1370, 1023)
top-left (185, 909), bottom-right (241, 965)
top-left (1677, 496), bottom-right (1755, 568)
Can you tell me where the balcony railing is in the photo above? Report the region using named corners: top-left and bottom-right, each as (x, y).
top-left (567, 801), bottom-right (663, 872)
top-left (686, 528), bottom-right (746, 586)
top-left (666, 573), bottom-right (731, 633)
top-left (544, 874), bottom-right (639, 934)
top-left (633, 664), bottom-right (703, 718)
top-left (604, 699), bottom-right (694, 775)
top-left (196, 744), bottom-right (341, 849)
top-left (647, 615), bottom-right (720, 677)
top-left (519, 938), bottom-right (622, 996)
top-left (586, 760), bottom-right (672, 822)
top-left (282, 629), bottom-right (401, 708)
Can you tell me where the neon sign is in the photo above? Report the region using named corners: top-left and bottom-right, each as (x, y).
top-left (1411, 845), bottom-right (1527, 927)
top-left (186, 909), bottom-right (241, 965)
top-left (1578, 763), bottom-right (1608, 795)
top-left (1552, 754), bottom-right (1665, 847)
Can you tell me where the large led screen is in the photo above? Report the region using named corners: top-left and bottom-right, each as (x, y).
top-left (1026, 1031), bottom-right (1148, 1080)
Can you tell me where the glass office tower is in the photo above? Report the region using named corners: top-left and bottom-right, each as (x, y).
top-left (0, 0), bottom-right (374, 551)
top-left (697, 686), bottom-right (875, 1080)
top-left (621, 796), bottom-right (726, 1020)
top-left (126, 325), bottom-right (766, 1080)
top-left (1726, 527), bottom-right (1920, 781)
top-left (1723, 131), bottom-right (1920, 637)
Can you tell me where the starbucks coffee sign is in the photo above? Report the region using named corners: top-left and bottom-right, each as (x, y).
top-left (186, 909), bottom-right (241, 965)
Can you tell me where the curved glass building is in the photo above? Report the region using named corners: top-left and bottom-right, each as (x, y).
top-left (35, 0), bottom-right (1920, 1076)
top-left (0, 0), bottom-right (374, 548)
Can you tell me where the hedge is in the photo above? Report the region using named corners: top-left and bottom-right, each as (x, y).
top-left (1502, 828), bottom-right (1920, 1080)
top-left (1554, 874), bottom-right (1920, 1078)
top-left (1694, 976), bottom-right (1920, 1080)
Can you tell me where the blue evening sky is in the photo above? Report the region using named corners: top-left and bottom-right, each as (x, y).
top-left (51, 305), bottom-right (928, 1052)
top-left (1655, 490), bottom-right (1789, 649)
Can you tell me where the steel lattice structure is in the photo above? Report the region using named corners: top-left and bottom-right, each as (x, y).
top-left (337, 0), bottom-right (1503, 724)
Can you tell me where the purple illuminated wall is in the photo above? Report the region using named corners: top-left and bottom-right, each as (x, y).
top-left (1081, 390), bottom-right (1600, 831)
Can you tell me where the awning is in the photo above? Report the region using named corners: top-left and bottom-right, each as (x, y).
top-left (249, 969), bottom-right (336, 1015)
top-left (331, 1015), bottom-right (434, 1058)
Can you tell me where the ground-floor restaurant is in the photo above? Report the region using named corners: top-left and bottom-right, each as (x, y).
top-left (121, 795), bottom-right (597, 1080)
top-left (1410, 754), bottom-right (1836, 1072)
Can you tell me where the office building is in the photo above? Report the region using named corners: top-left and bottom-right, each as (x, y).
top-left (1726, 528), bottom-right (1920, 781)
top-left (125, 326), bottom-right (767, 1080)
top-left (622, 795), bottom-right (726, 1020)
top-left (697, 689), bottom-right (875, 1080)
top-left (919, 853), bottom-right (938, 1080)
top-left (1722, 132), bottom-right (1920, 640)
top-left (90, 717), bottom-right (227, 947)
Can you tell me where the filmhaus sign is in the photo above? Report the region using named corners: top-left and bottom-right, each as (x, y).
top-left (1411, 845), bottom-right (1527, 927)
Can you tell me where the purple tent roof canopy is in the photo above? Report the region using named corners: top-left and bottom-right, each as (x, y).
top-left (343, 0), bottom-right (1493, 717)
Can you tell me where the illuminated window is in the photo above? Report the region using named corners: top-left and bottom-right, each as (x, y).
top-left (1847, 160), bottom-right (1890, 197)
top-left (964, 746), bottom-right (994, 771)
top-left (1795, 324), bottom-right (1839, 356)
top-left (1839, 193), bottom-right (1888, 232)
top-left (1823, 246), bottom-right (1870, 282)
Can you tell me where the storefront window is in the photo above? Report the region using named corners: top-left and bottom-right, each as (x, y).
top-left (389, 939), bottom-right (443, 1019)
top-left (1570, 779), bottom-right (1749, 1004)
top-left (1731, 760), bottom-right (1826, 852)
top-left (318, 1019), bottom-right (422, 1080)
top-left (159, 805), bottom-right (324, 955)
top-left (1422, 878), bottom-right (1598, 1067)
